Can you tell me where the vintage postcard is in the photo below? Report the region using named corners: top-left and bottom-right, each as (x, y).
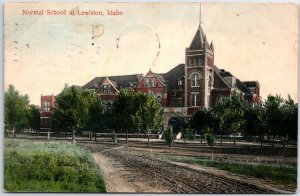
top-left (3, 2), bottom-right (298, 193)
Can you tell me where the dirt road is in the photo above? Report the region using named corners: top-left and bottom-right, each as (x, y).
top-left (88, 144), bottom-right (287, 193)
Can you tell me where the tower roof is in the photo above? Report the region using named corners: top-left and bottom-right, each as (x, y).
top-left (189, 25), bottom-right (211, 50)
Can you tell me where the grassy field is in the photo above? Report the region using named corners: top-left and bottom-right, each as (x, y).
top-left (4, 139), bottom-right (106, 192)
top-left (167, 155), bottom-right (297, 189)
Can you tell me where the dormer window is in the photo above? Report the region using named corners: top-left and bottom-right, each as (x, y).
top-left (178, 80), bottom-right (182, 86)
top-left (103, 85), bottom-right (110, 94)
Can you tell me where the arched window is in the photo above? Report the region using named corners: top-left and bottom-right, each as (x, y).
top-left (190, 73), bottom-right (200, 87)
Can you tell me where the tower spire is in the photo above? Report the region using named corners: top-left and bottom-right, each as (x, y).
top-left (199, 3), bottom-right (202, 26)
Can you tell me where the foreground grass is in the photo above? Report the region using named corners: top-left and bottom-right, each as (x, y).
top-left (167, 155), bottom-right (297, 188)
top-left (4, 139), bottom-right (106, 192)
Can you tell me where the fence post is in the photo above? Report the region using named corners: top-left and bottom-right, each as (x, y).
top-left (89, 131), bottom-right (92, 140)
top-left (72, 130), bottom-right (75, 141)
top-left (47, 129), bottom-right (50, 140)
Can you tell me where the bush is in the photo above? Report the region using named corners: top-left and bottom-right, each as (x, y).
top-left (183, 128), bottom-right (195, 141)
top-left (4, 139), bottom-right (106, 192)
top-left (204, 127), bottom-right (215, 147)
top-left (164, 126), bottom-right (174, 147)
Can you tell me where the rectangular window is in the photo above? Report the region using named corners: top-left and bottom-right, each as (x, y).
top-left (191, 93), bottom-right (199, 107)
top-left (43, 101), bottom-right (50, 111)
top-left (103, 85), bottom-right (110, 94)
top-left (145, 78), bottom-right (149, 87)
top-left (150, 78), bottom-right (155, 87)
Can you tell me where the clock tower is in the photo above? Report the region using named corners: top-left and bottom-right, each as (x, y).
top-left (184, 24), bottom-right (214, 115)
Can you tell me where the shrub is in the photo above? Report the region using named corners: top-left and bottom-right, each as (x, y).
top-left (183, 128), bottom-right (195, 141)
top-left (204, 127), bottom-right (215, 147)
top-left (164, 126), bottom-right (174, 147)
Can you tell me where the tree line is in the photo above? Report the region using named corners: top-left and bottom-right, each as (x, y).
top-left (4, 85), bottom-right (298, 148)
top-left (189, 91), bottom-right (298, 147)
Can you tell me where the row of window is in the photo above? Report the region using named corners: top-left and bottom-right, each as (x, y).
top-left (103, 85), bottom-right (111, 94)
top-left (188, 58), bottom-right (204, 67)
top-left (143, 77), bottom-right (160, 88)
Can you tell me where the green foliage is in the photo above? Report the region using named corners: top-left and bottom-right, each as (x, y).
top-left (27, 105), bottom-right (41, 131)
top-left (113, 89), bottom-right (162, 133)
top-left (215, 91), bottom-right (246, 144)
top-left (168, 156), bottom-right (296, 186)
top-left (190, 109), bottom-right (215, 135)
top-left (264, 95), bottom-right (283, 137)
top-left (52, 87), bottom-right (103, 131)
top-left (164, 127), bottom-right (174, 147)
top-left (183, 128), bottom-right (195, 141)
top-left (204, 127), bottom-right (215, 147)
top-left (4, 85), bottom-right (30, 131)
top-left (4, 139), bottom-right (106, 192)
top-left (279, 95), bottom-right (298, 141)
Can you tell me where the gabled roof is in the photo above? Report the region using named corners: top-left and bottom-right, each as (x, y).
top-left (189, 25), bottom-right (211, 50)
top-left (215, 66), bottom-right (251, 94)
top-left (213, 65), bottom-right (232, 89)
top-left (83, 74), bottom-right (142, 90)
top-left (162, 64), bottom-right (185, 89)
top-left (153, 73), bottom-right (165, 83)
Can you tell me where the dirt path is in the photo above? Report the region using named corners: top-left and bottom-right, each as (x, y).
top-left (92, 146), bottom-right (170, 193)
top-left (91, 145), bottom-right (284, 193)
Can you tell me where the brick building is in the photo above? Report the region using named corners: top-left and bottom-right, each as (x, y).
top-left (40, 24), bottom-right (260, 128)
top-left (82, 25), bottom-right (259, 114)
top-left (40, 94), bottom-right (55, 129)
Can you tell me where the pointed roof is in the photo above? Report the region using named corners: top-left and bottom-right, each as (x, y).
top-left (189, 25), bottom-right (210, 50)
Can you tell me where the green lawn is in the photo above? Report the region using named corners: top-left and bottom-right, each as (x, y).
top-left (167, 155), bottom-right (297, 188)
top-left (4, 139), bottom-right (106, 192)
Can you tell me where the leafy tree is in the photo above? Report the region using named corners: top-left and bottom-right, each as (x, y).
top-left (279, 95), bottom-right (298, 146)
top-left (52, 87), bottom-right (102, 140)
top-left (264, 95), bottom-right (283, 147)
top-left (190, 109), bottom-right (215, 143)
top-left (112, 89), bottom-right (137, 142)
top-left (113, 89), bottom-right (162, 143)
top-left (244, 100), bottom-right (267, 147)
top-left (85, 93), bottom-right (104, 139)
top-left (215, 91), bottom-right (245, 145)
top-left (4, 85), bottom-right (30, 136)
top-left (27, 104), bottom-right (41, 131)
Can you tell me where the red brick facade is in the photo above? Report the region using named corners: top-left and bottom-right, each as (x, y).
top-left (40, 94), bottom-right (55, 129)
